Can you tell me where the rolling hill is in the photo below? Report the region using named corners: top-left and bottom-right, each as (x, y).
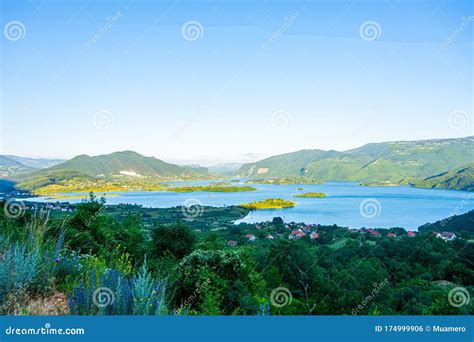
top-left (238, 136), bottom-right (474, 184)
top-left (418, 210), bottom-right (474, 234)
top-left (15, 151), bottom-right (212, 193)
top-left (46, 151), bottom-right (208, 178)
top-left (411, 164), bottom-right (474, 191)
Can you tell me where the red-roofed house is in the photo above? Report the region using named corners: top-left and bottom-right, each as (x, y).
top-left (227, 240), bottom-right (237, 247)
top-left (387, 233), bottom-right (397, 238)
top-left (366, 228), bottom-right (381, 237)
top-left (407, 231), bottom-right (416, 237)
top-left (310, 232), bottom-right (320, 239)
top-left (289, 230), bottom-right (307, 240)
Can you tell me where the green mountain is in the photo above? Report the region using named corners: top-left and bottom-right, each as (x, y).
top-left (238, 136), bottom-right (474, 183)
top-left (15, 151), bottom-right (212, 193)
top-left (418, 210), bottom-right (474, 234)
top-left (411, 164), bottom-right (474, 191)
top-left (46, 151), bottom-right (208, 178)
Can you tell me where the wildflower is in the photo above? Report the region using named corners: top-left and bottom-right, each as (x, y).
top-left (55, 257), bottom-right (61, 263)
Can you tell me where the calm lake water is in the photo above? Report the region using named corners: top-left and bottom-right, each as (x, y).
top-left (23, 181), bottom-right (474, 230)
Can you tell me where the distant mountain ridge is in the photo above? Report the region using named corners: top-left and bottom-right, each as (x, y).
top-left (0, 155), bottom-right (65, 177)
top-left (238, 136), bottom-right (474, 184)
top-left (208, 163), bottom-right (243, 175)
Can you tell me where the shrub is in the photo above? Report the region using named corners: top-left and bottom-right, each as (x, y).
top-left (68, 261), bottom-right (166, 315)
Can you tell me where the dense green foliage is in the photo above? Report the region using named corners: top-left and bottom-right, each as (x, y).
top-left (239, 136), bottom-right (474, 183)
top-left (1, 195), bottom-right (472, 316)
top-left (150, 223), bottom-right (196, 260)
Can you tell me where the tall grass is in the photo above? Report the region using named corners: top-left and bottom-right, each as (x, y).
top-left (68, 260), bottom-right (166, 315)
top-left (0, 209), bottom-right (67, 313)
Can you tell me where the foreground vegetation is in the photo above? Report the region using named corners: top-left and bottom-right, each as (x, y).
top-left (1, 195), bottom-right (473, 316)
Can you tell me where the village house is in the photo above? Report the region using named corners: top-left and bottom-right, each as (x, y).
top-left (266, 234), bottom-right (274, 239)
top-left (387, 233), bottom-right (397, 238)
top-left (289, 229), bottom-right (307, 240)
top-left (310, 232), bottom-right (320, 239)
top-left (245, 234), bottom-right (256, 242)
top-left (227, 240), bottom-right (237, 247)
top-left (436, 232), bottom-right (456, 241)
top-left (407, 231), bottom-right (416, 237)
top-left (365, 228), bottom-right (381, 237)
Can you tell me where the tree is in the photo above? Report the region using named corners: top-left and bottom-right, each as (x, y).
top-left (150, 222), bottom-right (196, 260)
top-left (170, 249), bottom-right (265, 314)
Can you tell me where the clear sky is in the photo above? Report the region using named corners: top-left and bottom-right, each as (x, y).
top-left (1, 0), bottom-right (472, 165)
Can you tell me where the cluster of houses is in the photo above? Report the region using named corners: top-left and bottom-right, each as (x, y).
top-left (227, 222), bottom-right (322, 247)
top-left (24, 202), bottom-right (75, 213)
top-left (226, 223), bottom-right (452, 247)
top-left (350, 228), bottom-right (417, 238)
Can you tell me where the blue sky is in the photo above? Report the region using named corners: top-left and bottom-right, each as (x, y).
top-left (1, 0), bottom-right (472, 165)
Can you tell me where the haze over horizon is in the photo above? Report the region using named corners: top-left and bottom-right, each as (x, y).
top-left (2, 134), bottom-right (473, 168)
top-left (1, 0), bottom-right (472, 164)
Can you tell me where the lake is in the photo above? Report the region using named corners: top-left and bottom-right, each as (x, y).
top-left (22, 181), bottom-right (474, 230)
